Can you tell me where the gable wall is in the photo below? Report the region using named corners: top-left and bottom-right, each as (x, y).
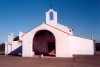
top-left (22, 24), bottom-right (72, 57)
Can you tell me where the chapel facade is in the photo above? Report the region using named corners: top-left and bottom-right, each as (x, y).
top-left (5, 9), bottom-right (95, 57)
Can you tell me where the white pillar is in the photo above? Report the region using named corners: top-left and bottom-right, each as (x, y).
top-left (5, 33), bottom-right (14, 54)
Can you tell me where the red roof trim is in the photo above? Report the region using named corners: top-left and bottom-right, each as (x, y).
top-left (45, 23), bottom-right (70, 35)
top-left (20, 23), bottom-right (92, 41)
top-left (45, 24), bottom-right (92, 40)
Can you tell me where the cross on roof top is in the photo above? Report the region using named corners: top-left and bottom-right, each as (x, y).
top-left (50, 4), bottom-right (53, 9)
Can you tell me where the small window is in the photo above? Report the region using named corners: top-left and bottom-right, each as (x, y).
top-left (69, 30), bottom-right (72, 32)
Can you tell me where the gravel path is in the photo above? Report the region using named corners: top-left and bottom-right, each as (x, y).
top-left (0, 55), bottom-right (100, 67)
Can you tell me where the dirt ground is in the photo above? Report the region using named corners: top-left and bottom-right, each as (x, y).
top-left (0, 54), bottom-right (100, 67)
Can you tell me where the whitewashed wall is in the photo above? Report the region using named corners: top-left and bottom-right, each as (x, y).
top-left (5, 41), bottom-right (22, 55)
top-left (5, 42), bottom-right (12, 55)
top-left (69, 35), bottom-right (95, 55)
top-left (11, 41), bottom-right (22, 54)
top-left (22, 23), bottom-right (72, 57)
top-left (55, 31), bottom-right (72, 57)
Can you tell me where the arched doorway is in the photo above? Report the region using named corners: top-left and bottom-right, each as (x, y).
top-left (33, 30), bottom-right (56, 56)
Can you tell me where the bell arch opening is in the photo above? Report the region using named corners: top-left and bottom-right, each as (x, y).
top-left (50, 12), bottom-right (54, 20)
top-left (33, 30), bottom-right (56, 57)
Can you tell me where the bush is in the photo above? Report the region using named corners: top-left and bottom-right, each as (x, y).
top-left (0, 43), bottom-right (5, 55)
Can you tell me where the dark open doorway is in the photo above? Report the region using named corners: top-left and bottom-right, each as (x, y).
top-left (33, 30), bottom-right (56, 57)
top-left (48, 42), bottom-right (55, 56)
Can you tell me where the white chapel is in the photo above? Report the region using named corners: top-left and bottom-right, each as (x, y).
top-left (5, 9), bottom-right (95, 57)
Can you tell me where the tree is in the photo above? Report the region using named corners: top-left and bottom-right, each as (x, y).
top-left (0, 43), bottom-right (5, 55)
top-left (13, 36), bottom-right (19, 41)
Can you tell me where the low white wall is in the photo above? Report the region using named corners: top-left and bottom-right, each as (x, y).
top-left (69, 36), bottom-right (95, 55)
top-left (5, 41), bottom-right (22, 55)
top-left (11, 41), bottom-right (22, 54)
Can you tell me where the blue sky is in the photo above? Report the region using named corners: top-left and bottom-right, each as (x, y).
top-left (0, 0), bottom-right (99, 43)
